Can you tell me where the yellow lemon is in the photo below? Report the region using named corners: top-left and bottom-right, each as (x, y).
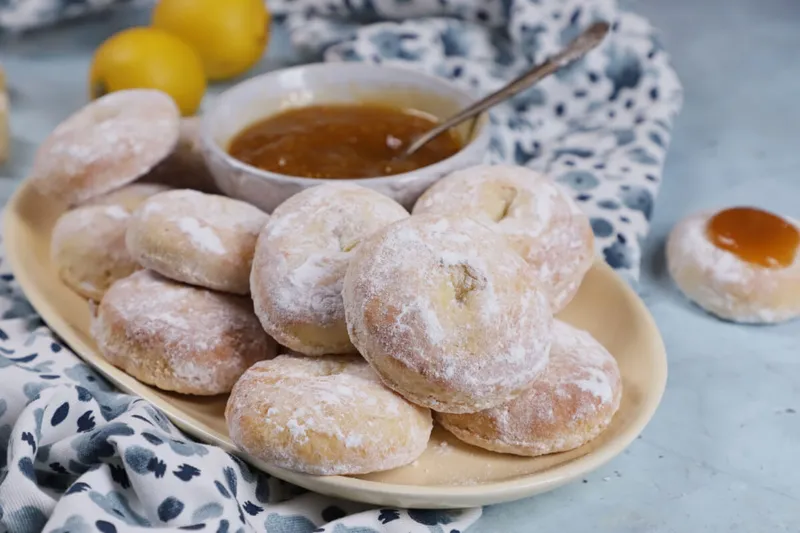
top-left (152, 0), bottom-right (270, 82)
top-left (90, 27), bottom-right (206, 116)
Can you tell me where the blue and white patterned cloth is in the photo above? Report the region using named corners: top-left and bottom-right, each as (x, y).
top-left (0, 1), bottom-right (682, 531)
top-left (0, 231), bottom-right (481, 532)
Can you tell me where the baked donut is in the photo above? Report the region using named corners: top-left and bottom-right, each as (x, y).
top-left (250, 183), bottom-right (408, 355)
top-left (144, 116), bottom-right (218, 193)
top-left (29, 89), bottom-right (180, 206)
top-left (436, 320), bottom-right (622, 456)
top-left (126, 189), bottom-right (268, 294)
top-left (343, 214), bottom-right (553, 414)
top-left (667, 207), bottom-right (800, 323)
top-left (92, 270), bottom-right (275, 395)
top-left (51, 205), bottom-right (140, 301)
top-left (225, 354), bottom-right (432, 475)
top-left (83, 182), bottom-right (172, 212)
top-left (413, 164), bottom-right (594, 312)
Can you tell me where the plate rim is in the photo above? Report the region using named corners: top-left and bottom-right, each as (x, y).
top-left (2, 180), bottom-right (668, 508)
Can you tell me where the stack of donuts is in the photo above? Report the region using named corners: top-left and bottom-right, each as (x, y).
top-left (37, 89), bottom-right (623, 477)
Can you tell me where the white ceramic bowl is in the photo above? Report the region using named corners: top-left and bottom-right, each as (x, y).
top-left (200, 62), bottom-right (491, 212)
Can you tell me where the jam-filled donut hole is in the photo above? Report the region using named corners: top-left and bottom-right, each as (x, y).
top-left (706, 206), bottom-right (799, 268)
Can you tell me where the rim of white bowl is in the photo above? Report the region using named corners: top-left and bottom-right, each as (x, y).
top-left (201, 62), bottom-right (492, 185)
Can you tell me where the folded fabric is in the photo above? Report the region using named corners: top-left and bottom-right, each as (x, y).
top-left (0, 233), bottom-right (481, 533)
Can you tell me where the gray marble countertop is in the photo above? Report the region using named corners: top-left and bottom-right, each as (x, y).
top-left (1, 0), bottom-right (798, 531)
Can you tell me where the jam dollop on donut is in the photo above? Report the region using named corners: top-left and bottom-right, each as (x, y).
top-left (668, 209), bottom-right (800, 323)
top-left (706, 206), bottom-right (799, 268)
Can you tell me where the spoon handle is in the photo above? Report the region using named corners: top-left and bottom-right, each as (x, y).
top-left (404, 21), bottom-right (611, 157)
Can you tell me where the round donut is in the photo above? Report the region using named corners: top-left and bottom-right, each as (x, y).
top-left (51, 205), bottom-right (140, 301)
top-left (436, 320), bottom-right (622, 456)
top-left (250, 183), bottom-right (408, 355)
top-left (343, 214), bottom-right (553, 414)
top-left (83, 182), bottom-right (172, 212)
top-left (126, 189), bottom-right (269, 294)
top-left (92, 270), bottom-right (275, 395)
top-left (413, 164), bottom-right (594, 312)
top-left (144, 116), bottom-right (218, 193)
top-left (225, 354), bottom-right (432, 475)
top-left (667, 209), bottom-right (800, 323)
top-left (29, 89), bottom-right (180, 206)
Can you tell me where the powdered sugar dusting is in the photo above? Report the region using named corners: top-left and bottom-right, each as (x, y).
top-left (225, 355), bottom-right (432, 475)
top-left (51, 205), bottom-right (139, 300)
top-left (138, 189), bottom-right (268, 233)
top-left (53, 205), bottom-right (129, 235)
top-left (436, 320), bottom-right (622, 456)
top-left (416, 300), bottom-right (446, 345)
top-left (177, 217), bottom-right (226, 254)
top-left (343, 213), bottom-right (553, 413)
top-left (250, 183), bottom-right (408, 355)
top-left (667, 211), bottom-right (800, 323)
top-left (413, 164), bottom-right (594, 312)
top-left (85, 182), bottom-right (172, 212)
top-left (92, 270), bottom-right (275, 395)
top-left (102, 205), bottom-right (129, 220)
top-left (127, 189), bottom-right (268, 294)
top-left (29, 89), bottom-right (180, 206)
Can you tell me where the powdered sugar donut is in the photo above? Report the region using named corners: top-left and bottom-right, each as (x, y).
top-left (667, 209), bottom-right (800, 323)
top-left (83, 182), bottom-right (172, 212)
top-left (436, 320), bottom-right (622, 456)
top-left (250, 183), bottom-right (408, 355)
top-left (144, 116), bottom-right (218, 193)
top-left (413, 164), bottom-right (594, 312)
top-left (93, 270), bottom-right (275, 395)
top-left (343, 214), bottom-right (553, 414)
top-left (225, 354), bottom-right (432, 475)
top-left (30, 89), bottom-right (180, 206)
top-left (127, 189), bottom-right (268, 294)
top-left (52, 204), bottom-right (140, 301)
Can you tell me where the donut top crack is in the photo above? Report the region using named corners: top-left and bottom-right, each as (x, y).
top-left (447, 262), bottom-right (488, 303)
top-left (490, 185), bottom-right (518, 222)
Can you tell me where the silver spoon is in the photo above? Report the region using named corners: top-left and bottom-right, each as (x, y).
top-left (402, 21), bottom-right (611, 157)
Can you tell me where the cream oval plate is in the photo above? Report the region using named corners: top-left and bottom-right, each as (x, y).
top-left (3, 180), bottom-right (667, 509)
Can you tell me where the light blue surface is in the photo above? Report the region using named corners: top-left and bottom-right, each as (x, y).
top-left (1, 1), bottom-right (798, 531)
